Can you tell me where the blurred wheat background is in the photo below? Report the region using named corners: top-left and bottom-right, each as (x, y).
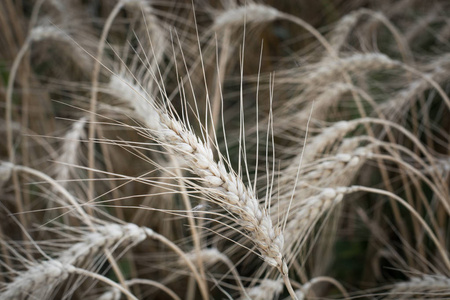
top-left (1, 0), bottom-right (450, 299)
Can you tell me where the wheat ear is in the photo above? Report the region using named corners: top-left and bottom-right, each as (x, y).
top-left (302, 53), bottom-right (399, 85)
top-left (1, 223), bottom-right (202, 300)
top-left (109, 75), bottom-right (284, 266)
top-left (211, 3), bottom-right (279, 30)
top-left (386, 275), bottom-right (450, 299)
top-left (0, 262), bottom-right (139, 300)
top-left (240, 279), bottom-right (283, 300)
top-left (53, 117), bottom-right (87, 188)
top-left (107, 73), bottom-right (296, 297)
top-left (328, 9), bottom-right (367, 51)
top-left (0, 223), bottom-right (145, 299)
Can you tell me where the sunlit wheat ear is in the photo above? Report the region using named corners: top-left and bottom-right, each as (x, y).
top-left (240, 279), bottom-right (283, 300)
top-left (385, 274), bottom-right (450, 299)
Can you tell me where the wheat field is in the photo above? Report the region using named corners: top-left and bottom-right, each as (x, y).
top-left (1, 0), bottom-right (449, 299)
